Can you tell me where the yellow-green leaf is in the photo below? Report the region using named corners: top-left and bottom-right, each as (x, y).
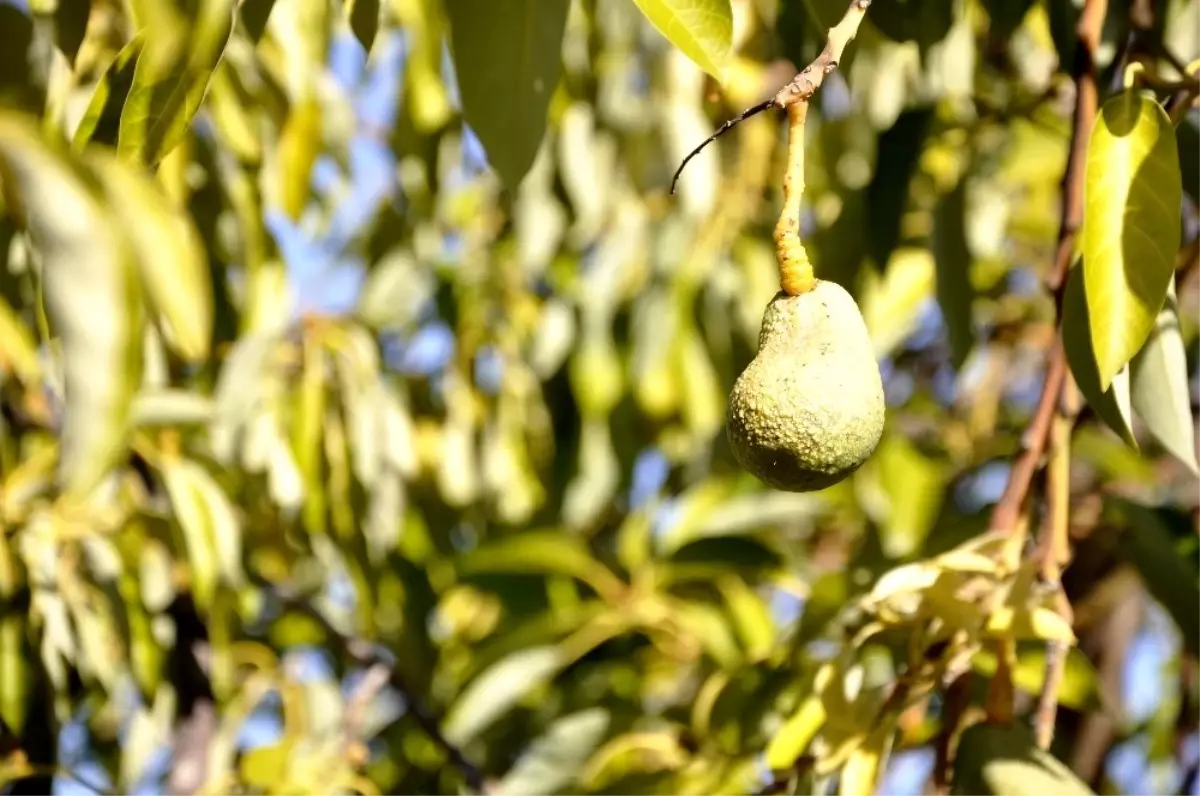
top-left (0, 112), bottom-right (144, 498)
top-left (1062, 261), bottom-right (1137, 448)
top-left (442, 646), bottom-right (564, 746)
top-left (1130, 285), bottom-right (1199, 474)
top-left (162, 458), bottom-right (243, 609)
top-left (765, 695), bottom-right (825, 771)
top-left (73, 35), bottom-right (143, 151)
top-left (1082, 90), bottom-right (1182, 389)
top-left (443, 0), bottom-right (570, 191)
top-left (118, 0), bottom-right (235, 166)
top-left (629, 0), bottom-right (733, 82)
top-left (88, 154), bottom-right (213, 362)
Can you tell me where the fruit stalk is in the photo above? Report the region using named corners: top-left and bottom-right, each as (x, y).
top-left (775, 102), bottom-right (813, 295)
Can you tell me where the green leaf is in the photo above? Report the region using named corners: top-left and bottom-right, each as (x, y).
top-left (952, 722), bottom-right (1095, 795)
top-left (442, 646), bottom-right (564, 747)
top-left (0, 5), bottom-right (37, 115)
top-left (1082, 90), bottom-right (1182, 389)
top-left (0, 616), bottom-right (29, 735)
top-left (73, 35), bottom-right (143, 151)
top-left (1109, 497), bottom-right (1200, 654)
top-left (628, 0), bottom-right (733, 82)
top-left (443, 0), bottom-right (570, 191)
top-left (765, 696), bottom-right (825, 771)
top-left (0, 113), bottom-right (144, 498)
top-left (457, 530), bottom-right (623, 599)
top-left (118, 0), bottom-right (236, 166)
top-left (1129, 286), bottom-right (1199, 474)
top-left (867, 108), bottom-right (933, 269)
top-left (493, 708), bottom-right (611, 796)
top-left (40, 0), bottom-right (91, 67)
top-left (162, 457), bottom-right (244, 610)
top-left (88, 153), bottom-right (213, 362)
top-left (1062, 261), bottom-right (1137, 448)
top-left (346, 0), bottom-right (379, 53)
top-left (131, 390), bottom-right (215, 427)
top-left (0, 295), bottom-right (40, 385)
top-left (868, 0), bottom-right (954, 49)
top-left (933, 177), bottom-right (974, 369)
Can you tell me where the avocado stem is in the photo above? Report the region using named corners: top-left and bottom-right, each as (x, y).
top-left (775, 101), bottom-right (814, 296)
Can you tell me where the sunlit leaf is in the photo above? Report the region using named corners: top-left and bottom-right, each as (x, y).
top-left (443, 0), bottom-right (571, 191)
top-left (493, 708), bottom-right (611, 796)
top-left (0, 113), bottom-right (144, 497)
top-left (765, 695), bottom-right (825, 771)
top-left (89, 154), bottom-right (212, 362)
top-left (442, 646), bottom-right (564, 747)
top-left (1082, 90), bottom-right (1182, 389)
top-left (457, 530), bottom-right (624, 599)
top-left (1129, 286), bottom-right (1199, 474)
top-left (162, 457), bottom-right (243, 609)
top-left (1062, 262), bottom-right (1138, 448)
top-left (118, 0), bottom-right (236, 166)
top-left (628, 0), bottom-right (733, 82)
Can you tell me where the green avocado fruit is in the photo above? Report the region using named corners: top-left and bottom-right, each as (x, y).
top-left (726, 280), bottom-right (885, 492)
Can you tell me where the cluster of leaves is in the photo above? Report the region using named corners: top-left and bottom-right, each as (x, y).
top-left (0, 0), bottom-right (1196, 794)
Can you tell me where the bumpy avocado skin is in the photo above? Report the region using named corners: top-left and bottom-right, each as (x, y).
top-left (727, 280), bottom-right (885, 492)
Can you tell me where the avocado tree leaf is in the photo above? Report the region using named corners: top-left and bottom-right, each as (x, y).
top-left (1062, 261), bottom-right (1138, 448)
top-left (457, 530), bottom-right (624, 599)
top-left (88, 154), bottom-right (213, 362)
top-left (442, 646), bottom-right (564, 747)
top-left (161, 457), bottom-right (244, 610)
top-left (73, 35), bottom-right (143, 151)
top-left (443, 0), bottom-right (570, 192)
top-left (1109, 497), bottom-right (1200, 655)
top-left (1082, 90), bottom-right (1182, 390)
top-left (118, 0), bottom-right (235, 166)
top-left (0, 113), bottom-right (144, 498)
top-left (493, 708), bottom-right (611, 796)
top-left (1129, 286), bottom-right (1199, 475)
top-left (345, 0), bottom-right (379, 53)
top-left (867, 108), bottom-right (933, 269)
top-left (628, 0), bottom-right (733, 82)
top-left (933, 177), bottom-right (974, 369)
top-left (953, 722), bottom-right (1095, 795)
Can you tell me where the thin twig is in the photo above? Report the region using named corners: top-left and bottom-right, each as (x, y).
top-left (670, 0), bottom-right (873, 194)
top-left (988, 0), bottom-right (1106, 537)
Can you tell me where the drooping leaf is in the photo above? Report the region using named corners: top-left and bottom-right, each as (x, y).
top-left (161, 457), bottom-right (244, 610)
top-left (457, 530), bottom-right (624, 599)
top-left (0, 113), bottom-right (144, 498)
top-left (88, 153), bottom-right (213, 362)
top-left (118, 0), bottom-right (236, 166)
top-left (39, 0), bottom-right (91, 67)
top-left (443, 0), bottom-right (570, 191)
top-left (628, 0), bottom-right (733, 82)
top-left (442, 646), bottom-right (564, 747)
top-left (933, 177), bottom-right (974, 369)
top-left (273, 96), bottom-right (321, 219)
top-left (765, 696), bottom-right (825, 771)
top-left (1109, 497), bottom-right (1200, 654)
top-left (867, 108), bottom-right (933, 270)
top-left (952, 722), bottom-right (1095, 795)
top-left (1062, 261), bottom-right (1138, 448)
top-left (346, 0), bottom-right (379, 53)
top-left (1082, 90), bottom-right (1182, 389)
top-left (73, 35), bottom-right (143, 151)
top-left (0, 5), bottom-right (38, 115)
top-left (493, 708), bottom-right (611, 796)
top-left (1129, 286), bottom-right (1199, 474)
top-left (868, 0), bottom-right (954, 49)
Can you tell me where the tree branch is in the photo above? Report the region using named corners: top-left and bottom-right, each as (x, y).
top-left (670, 0), bottom-right (872, 193)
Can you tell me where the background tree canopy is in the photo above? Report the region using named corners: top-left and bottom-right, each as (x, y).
top-left (0, 0), bottom-right (1197, 794)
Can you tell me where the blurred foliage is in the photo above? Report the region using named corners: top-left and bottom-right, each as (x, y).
top-left (0, 0), bottom-right (1197, 794)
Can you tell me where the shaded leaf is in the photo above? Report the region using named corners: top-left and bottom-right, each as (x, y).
top-left (1082, 90), bottom-right (1182, 389)
top-left (1062, 262), bottom-right (1137, 448)
top-left (629, 0), bottom-right (733, 82)
top-left (0, 113), bottom-right (143, 497)
top-left (952, 722), bottom-right (1095, 795)
top-left (1109, 497), bottom-right (1200, 654)
top-left (442, 646), bottom-right (564, 747)
top-left (457, 530), bottom-right (623, 599)
top-left (933, 177), bottom-right (974, 369)
top-left (867, 108), bottom-right (933, 269)
top-left (346, 0), bottom-right (379, 52)
top-left (1129, 287), bottom-right (1198, 474)
top-left (443, 0), bottom-right (570, 191)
